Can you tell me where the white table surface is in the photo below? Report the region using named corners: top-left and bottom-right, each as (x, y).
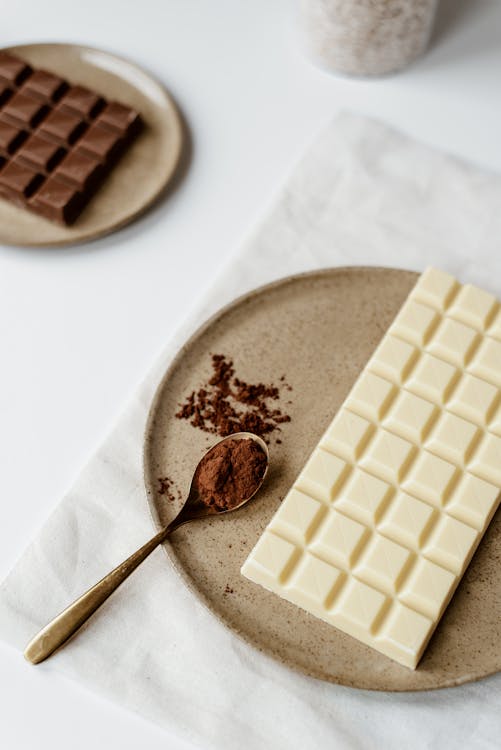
top-left (1, 1), bottom-right (501, 748)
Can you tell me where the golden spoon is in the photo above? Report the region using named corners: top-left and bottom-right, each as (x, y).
top-left (24, 432), bottom-right (268, 665)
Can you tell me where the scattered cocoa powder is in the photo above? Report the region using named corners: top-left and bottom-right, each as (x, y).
top-left (194, 437), bottom-right (267, 510)
top-left (175, 354), bottom-right (291, 442)
top-left (157, 476), bottom-right (182, 504)
top-left (224, 584), bottom-right (234, 595)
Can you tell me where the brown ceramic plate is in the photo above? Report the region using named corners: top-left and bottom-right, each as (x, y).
top-left (0, 43), bottom-right (183, 247)
top-left (144, 267), bottom-right (501, 691)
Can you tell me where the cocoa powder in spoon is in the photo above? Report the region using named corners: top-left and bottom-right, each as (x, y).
top-left (194, 438), bottom-right (267, 510)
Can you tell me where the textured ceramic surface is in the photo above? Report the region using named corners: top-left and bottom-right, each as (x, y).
top-left (144, 267), bottom-right (501, 691)
top-left (0, 43), bottom-right (183, 247)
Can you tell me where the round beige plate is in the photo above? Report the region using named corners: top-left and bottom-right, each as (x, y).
top-left (144, 267), bottom-right (501, 691)
top-left (0, 43), bottom-right (183, 247)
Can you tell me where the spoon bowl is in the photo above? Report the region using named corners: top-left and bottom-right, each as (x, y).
top-left (24, 432), bottom-right (269, 664)
top-left (172, 432), bottom-right (269, 528)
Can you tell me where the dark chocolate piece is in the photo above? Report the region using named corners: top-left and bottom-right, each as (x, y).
top-left (16, 133), bottom-right (66, 172)
top-left (96, 102), bottom-right (142, 138)
top-left (0, 82), bottom-right (13, 107)
top-left (22, 70), bottom-right (68, 103)
top-left (54, 151), bottom-right (103, 192)
top-left (0, 53), bottom-right (32, 86)
top-left (0, 160), bottom-right (44, 204)
top-left (0, 118), bottom-right (28, 155)
top-left (76, 122), bottom-right (123, 164)
top-left (39, 109), bottom-right (87, 146)
top-left (30, 176), bottom-right (84, 224)
top-left (59, 86), bottom-right (105, 119)
top-left (0, 51), bottom-right (143, 225)
top-left (1, 91), bottom-right (49, 128)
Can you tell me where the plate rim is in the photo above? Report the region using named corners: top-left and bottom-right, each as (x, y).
top-left (142, 266), bottom-right (501, 692)
top-left (0, 41), bottom-right (184, 247)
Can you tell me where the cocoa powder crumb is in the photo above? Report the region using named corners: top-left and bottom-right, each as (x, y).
top-left (157, 476), bottom-right (182, 504)
top-left (175, 354), bottom-right (291, 442)
top-left (195, 437), bottom-right (267, 510)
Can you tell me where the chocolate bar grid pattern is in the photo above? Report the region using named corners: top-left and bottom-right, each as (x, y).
top-left (241, 268), bottom-right (501, 669)
top-left (0, 53), bottom-right (141, 224)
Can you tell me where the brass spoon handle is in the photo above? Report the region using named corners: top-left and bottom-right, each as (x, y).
top-left (24, 524), bottom-right (174, 665)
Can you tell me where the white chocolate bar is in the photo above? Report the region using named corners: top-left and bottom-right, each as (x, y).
top-left (241, 268), bottom-right (501, 669)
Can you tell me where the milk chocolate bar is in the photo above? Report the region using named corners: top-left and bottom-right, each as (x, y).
top-left (242, 268), bottom-right (501, 669)
top-left (0, 52), bottom-right (142, 225)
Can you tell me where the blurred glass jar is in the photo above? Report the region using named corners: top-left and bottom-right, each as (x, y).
top-left (300, 0), bottom-right (438, 76)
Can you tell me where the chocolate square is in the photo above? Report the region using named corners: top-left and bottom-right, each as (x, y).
top-left (0, 118), bottom-right (28, 155)
top-left (0, 160), bottom-right (44, 201)
top-left (76, 122), bottom-right (123, 164)
top-left (0, 52), bottom-right (32, 86)
top-left (1, 91), bottom-right (49, 128)
top-left (22, 70), bottom-right (69, 103)
top-left (59, 85), bottom-right (105, 119)
top-left (39, 109), bottom-right (87, 146)
top-left (96, 102), bottom-right (142, 138)
top-left (54, 150), bottom-right (103, 192)
top-left (17, 133), bottom-right (66, 172)
top-left (30, 175), bottom-right (84, 224)
top-left (0, 82), bottom-right (13, 107)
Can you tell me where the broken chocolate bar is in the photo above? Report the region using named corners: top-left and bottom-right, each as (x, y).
top-left (0, 51), bottom-right (142, 225)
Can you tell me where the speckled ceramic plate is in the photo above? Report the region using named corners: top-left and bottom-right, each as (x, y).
top-left (144, 267), bottom-right (501, 691)
top-left (0, 43), bottom-right (183, 247)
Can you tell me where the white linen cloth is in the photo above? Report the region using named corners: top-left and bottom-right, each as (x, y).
top-left (1, 113), bottom-right (501, 750)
